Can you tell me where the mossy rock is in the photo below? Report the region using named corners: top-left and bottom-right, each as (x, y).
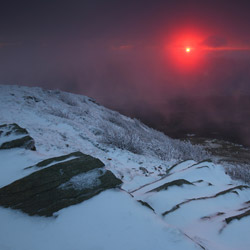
top-left (0, 153), bottom-right (122, 216)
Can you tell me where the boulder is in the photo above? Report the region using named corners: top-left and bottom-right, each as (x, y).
top-left (0, 123), bottom-right (35, 150)
top-left (0, 152), bottom-right (122, 216)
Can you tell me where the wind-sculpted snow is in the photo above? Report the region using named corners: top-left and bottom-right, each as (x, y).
top-left (59, 168), bottom-right (105, 190)
top-left (132, 160), bottom-right (250, 250)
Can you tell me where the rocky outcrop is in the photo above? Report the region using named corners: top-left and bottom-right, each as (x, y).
top-left (25, 151), bottom-right (84, 169)
top-left (0, 123), bottom-right (35, 150)
top-left (225, 209), bottom-right (250, 224)
top-left (0, 152), bottom-right (122, 216)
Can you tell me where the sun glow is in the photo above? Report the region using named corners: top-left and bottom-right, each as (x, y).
top-left (165, 30), bottom-right (207, 70)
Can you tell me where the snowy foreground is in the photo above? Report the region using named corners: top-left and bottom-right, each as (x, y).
top-left (0, 84), bottom-right (249, 250)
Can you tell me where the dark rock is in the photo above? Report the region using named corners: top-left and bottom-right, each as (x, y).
top-left (201, 212), bottom-right (225, 220)
top-left (225, 209), bottom-right (250, 224)
top-left (162, 204), bottom-right (180, 216)
top-left (139, 167), bottom-right (148, 175)
top-left (162, 185), bottom-right (249, 217)
top-left (23, 96), bottom-right (40, 103)
top-left (0, 123), bottom-right (36, 150)
top-left (0, 152), bottom-right (122, 217)
top-left (0, 123), bottom-right (28, 135)
top-left (196, 166), bottom-right (209, 169)
top-left (147, 179), bottom-right (193, 193)
top-left (0, 135), bottom-right (36, 150)
top-left (35, 151), bottom-right (84, 168)
top-left (214, 185), bottom-right (248, 197)
top-left (192, 180), bottom-right (203, 183)
top-left (137, 200), bottom-right (155, 212)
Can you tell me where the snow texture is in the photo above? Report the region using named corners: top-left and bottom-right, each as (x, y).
top-left (0, 84), bottom-right (249, 250)
top-left (59, 169), bottom-right (105, 190)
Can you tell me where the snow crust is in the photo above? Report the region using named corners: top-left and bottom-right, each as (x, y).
top-left (0, 190), bottom-right (199, 250)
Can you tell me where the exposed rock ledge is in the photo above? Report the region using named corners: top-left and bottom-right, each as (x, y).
top-left (0, 123), bottom-right (35, 150)
top-left (0, 152), bottom-right (122, 216)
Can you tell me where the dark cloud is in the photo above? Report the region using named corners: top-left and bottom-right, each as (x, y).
top-left (201, 35), bottom-right (228, 48)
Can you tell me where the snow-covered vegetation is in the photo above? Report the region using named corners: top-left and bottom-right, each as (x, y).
top-left (0, 84), bottom-right (209, 163)
top-left (225, 163), bottom-right (250, 184)
top-left (0, 84), bottom-right (249, 250)
top-left (100, 112), bottom-right (208, 161)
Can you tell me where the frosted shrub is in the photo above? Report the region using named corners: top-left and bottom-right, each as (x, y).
top-left (59, 92), bottom-right (79, 106)
top-left (99, 114), bottom-right (209, 162)
top-left (225, 163), bottom-right (250, 184)
top-left (133, 118), bottom-right (147, 130)
top-left (46, 107), bottom-right (70, 119)
top-left (105, 112), bottom-right (125, 127)
top-left (70, 106), bottom-right (89, 117)
top-left (100, 122), bottom-right (143, 154)
top-left (176, 140), bottom-right (208, 161)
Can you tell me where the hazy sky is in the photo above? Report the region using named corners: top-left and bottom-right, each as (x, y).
top-left (1, 0), bottom-right (250, 138)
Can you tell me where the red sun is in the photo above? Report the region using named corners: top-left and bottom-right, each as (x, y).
top-left (165, 31), bottom-right (206, 71)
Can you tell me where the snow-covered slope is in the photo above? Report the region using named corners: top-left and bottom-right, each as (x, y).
top-left (132, 160), bottom-right (249, 250)
top-left (0, 84), bottom-right (249, 250)
top-left (0, 84), bottom-right (208, 186)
